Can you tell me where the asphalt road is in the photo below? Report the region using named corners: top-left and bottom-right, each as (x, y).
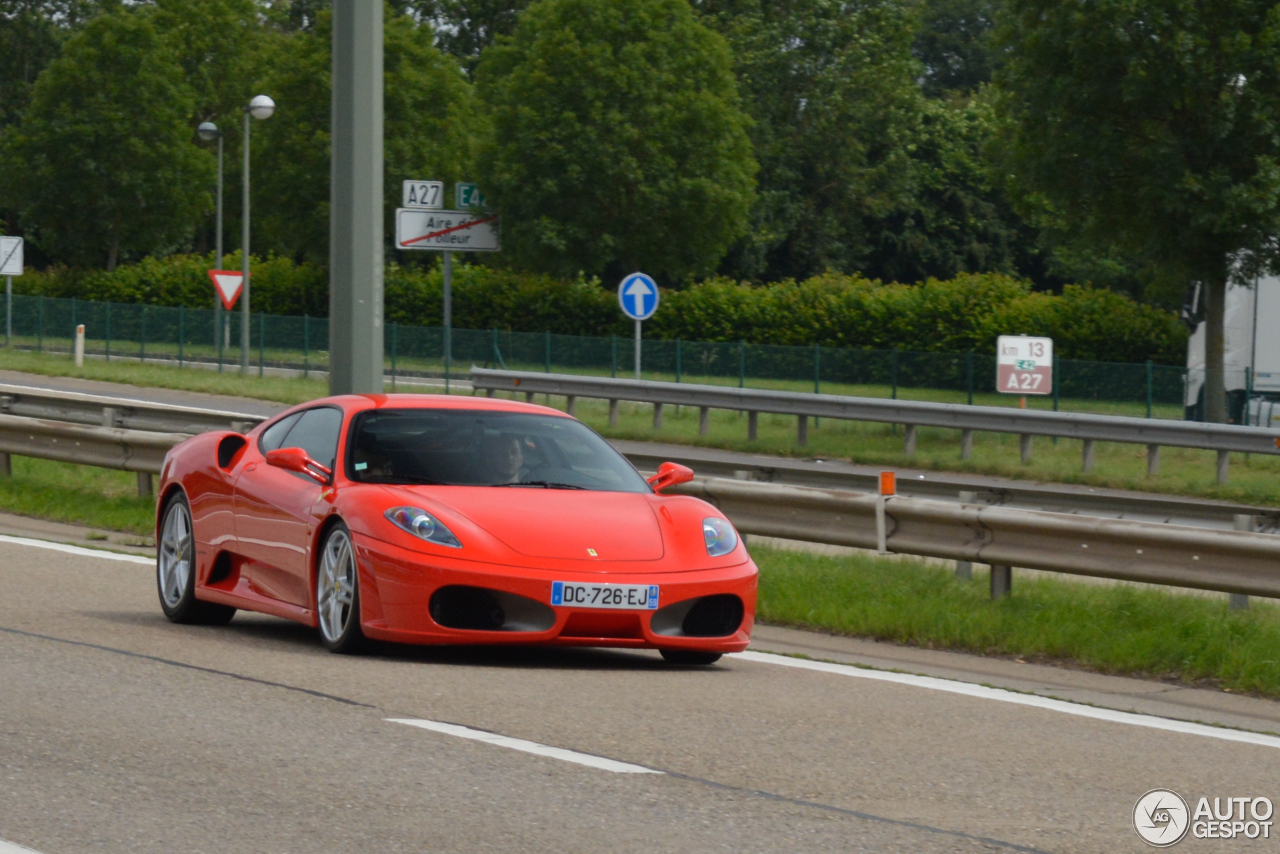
top-left (2, 537), bottom-right (1278, 854)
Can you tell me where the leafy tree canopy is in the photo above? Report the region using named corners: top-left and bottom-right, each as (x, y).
top-left (475, 0), bottom-right (757, 282)
top-left (251, 6), bottom-right (479, 265)
top-left (995, 0), bottom-right (1280, 419)
top-left (0, 6), bottom-right (211, 269)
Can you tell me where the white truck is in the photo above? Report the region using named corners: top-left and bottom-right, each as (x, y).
top-left (1184, 274), bottom-right (1280, 425)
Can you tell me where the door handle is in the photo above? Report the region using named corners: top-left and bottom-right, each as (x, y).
top-left (244, 463), bottom-right (257, 472)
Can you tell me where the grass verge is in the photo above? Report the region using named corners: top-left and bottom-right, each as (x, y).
top-left (754, 544), bottom-right (1280, 698)
top-left (0, 456), bottom-right (155, 535)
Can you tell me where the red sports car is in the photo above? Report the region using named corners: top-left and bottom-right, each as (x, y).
top-left (155, 394), bottom-right (756, 663)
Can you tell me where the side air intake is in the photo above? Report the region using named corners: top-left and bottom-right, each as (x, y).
top-left (650, 594), bottom-right (744, 638)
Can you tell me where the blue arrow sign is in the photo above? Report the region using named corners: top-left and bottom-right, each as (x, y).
top-left (618, 272), bottom-right (658, 321)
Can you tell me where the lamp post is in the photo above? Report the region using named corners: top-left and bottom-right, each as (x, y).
top-left (241, 94), bottom-right (275, 373)
top-left (196, 121), bottom-right (226, 360)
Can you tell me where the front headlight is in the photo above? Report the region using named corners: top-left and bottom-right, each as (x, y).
top-left (386, 506), bottom-right (462, 548)
top-left (703, 517), bottom-right (738, 557)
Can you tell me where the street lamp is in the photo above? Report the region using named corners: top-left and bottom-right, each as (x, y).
top-left (196, 121), bottom-right (227, 365)
top-left (241, 94), bottom-right (275, 373)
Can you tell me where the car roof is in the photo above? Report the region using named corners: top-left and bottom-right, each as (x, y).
top-left (314, 394), bottom-right (574, 418)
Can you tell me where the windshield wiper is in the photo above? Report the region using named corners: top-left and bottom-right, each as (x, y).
top-left (496, 480), bottom-right (586, 490)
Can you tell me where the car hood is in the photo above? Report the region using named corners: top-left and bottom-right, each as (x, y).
top-left (385, 486), bottom-right (665, 562)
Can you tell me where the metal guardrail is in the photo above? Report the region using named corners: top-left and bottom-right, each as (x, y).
top-left (472, 368), bottom-right (1280, 483)
top-left (0, 385), bottom-right (265, 495)
top-left (0, 413), bottom-right (183, 475)
top-left (671, 478), bottom-right (1280, 599)
top-left (0, 402), bottom-right (1274, 600)
top-left (613, 440), bottom-right (1280, 533)
top-left (0, 383), bottom-right (266, 434)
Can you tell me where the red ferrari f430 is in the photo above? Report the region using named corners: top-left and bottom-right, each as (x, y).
top-left (155, 394), bottom-right (756, 664)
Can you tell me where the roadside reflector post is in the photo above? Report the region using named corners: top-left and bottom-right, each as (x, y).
top-left (1231, 515), bottom-right (1252, 610)
top-left (797, 414), bottom-right (807, 446)
top-left (74, 324), bottom-right (85, 367)
top-left (565, 395), bottom-right (576, 417)
top-left (955, 491), bottom-right (976, 580)
top-left (1020, 433), bottom-right (1032, 463)
top-left (1217, 450), bottom-right (1229, 484)
top-left (876, 471), bottom-right (895, 555)
top-left (990, 565), bottom-right (1012, 599)
top-left (960, 429), bottom-right (973, 460)
top-left (698, 406), bottom-right (710, 436)
top-left (1147, 444), bottom-right (1160, 477)
top-left (0, 452), bottom-right (10, 478)
top-left (137, 472), bottom-right (153, 499)
top-left (1082, 439), bottom-right (1095, 472)
top-left (747, 411), bottom-right (758, 441)
top-left (608, 399), bottom-right (619, 427)
top-left (903, 424), bottom-right (917, 455)
top-left (652, 402), bottom-right (662, 430)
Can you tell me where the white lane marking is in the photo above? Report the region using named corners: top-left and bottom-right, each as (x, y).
top-left (0, 840), bottom-right (46, 854)
top-left (387, 718), bottom-right (663, 774)
top-left (0, 534), bottom-right (154, 565)
top-left (735, 650), bottom-right (1280, 750)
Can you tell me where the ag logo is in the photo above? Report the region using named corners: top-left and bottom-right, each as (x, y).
top-left (1134, 789), bottom-right (1191, 847)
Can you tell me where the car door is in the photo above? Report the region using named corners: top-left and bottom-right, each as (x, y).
top-left (234, 406), bottom-right (344, 608)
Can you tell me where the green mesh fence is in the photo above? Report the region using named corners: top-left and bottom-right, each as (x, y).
top-left (3, 292), bottom-right (1198, 419)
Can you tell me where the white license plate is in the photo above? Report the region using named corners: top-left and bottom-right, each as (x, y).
top-left (551, 581), bottom-right (659, 610)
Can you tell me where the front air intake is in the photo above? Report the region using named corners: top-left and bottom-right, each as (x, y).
top-left (429, 586), bottom-right (505, 630)
top-left (681, 595), bottom-right (744, 637)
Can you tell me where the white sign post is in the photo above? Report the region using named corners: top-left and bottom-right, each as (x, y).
top-left (997, 335), bottom-right (1054, 397)
top-left (1, 236), bottom-right (24, 348)
top-left (617, 272), bottom-right (659, 378)
top-left (395, 186), bottom-right (499, 393)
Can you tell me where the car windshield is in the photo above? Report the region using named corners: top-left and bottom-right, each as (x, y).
top-left (346, 408), bottom-right (652, 493)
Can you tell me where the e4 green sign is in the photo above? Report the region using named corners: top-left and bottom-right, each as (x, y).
top-left (456, 183), bottom-right (486, 209)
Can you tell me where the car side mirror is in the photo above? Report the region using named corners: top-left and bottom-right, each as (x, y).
top-left (265, 447), bottom-right (332, 484)
top-left (647, 461), bottom-right (694, 493)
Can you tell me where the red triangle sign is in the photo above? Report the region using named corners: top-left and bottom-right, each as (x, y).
top-left (208, 270), bottom-right (244, 310)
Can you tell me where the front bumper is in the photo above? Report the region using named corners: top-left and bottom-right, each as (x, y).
top-left (353, 534), bottom-right (757, 651)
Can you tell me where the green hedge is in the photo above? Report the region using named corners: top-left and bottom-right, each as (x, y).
top-left (15, 254), bottom-right (1188, 364)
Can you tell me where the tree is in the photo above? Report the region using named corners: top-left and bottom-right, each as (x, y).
top-left (695, 0), bottom-right (924, 283)
top-left (475, 0), bottom-right (757, 282)
top-left (0, 0), bottom-right (109, 130)
top-left (409, 0), bottom-right (530, 73)
top-left (250, 7), bottom-right (479, 264)
top-left (995, 0), bottom-right (1280, 422)
top-left (912, 0), bottom-right (998, 98)
top-left (0, 8), bottom-right (211, 269)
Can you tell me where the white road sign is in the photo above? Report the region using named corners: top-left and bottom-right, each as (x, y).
top-left (396, 209), bottom-right (500, 252)
top-left (997, 335), bottom-right (1053, 394)
top-left (456, 183), bottom-right (486, 209)
top-left (0, 236), bottom-right (23, 276)
top-left (402, 180), bottom-right (443, 210)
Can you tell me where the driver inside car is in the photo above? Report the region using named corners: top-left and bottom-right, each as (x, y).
top-left (479, 433), bottom-right (524, 484)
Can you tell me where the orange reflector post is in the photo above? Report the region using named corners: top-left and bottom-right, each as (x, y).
top-left (879, 471), bottom-right (896, 496)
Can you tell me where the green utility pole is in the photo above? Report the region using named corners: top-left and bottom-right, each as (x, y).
top-left (329, 0), bottom-right (384, 394)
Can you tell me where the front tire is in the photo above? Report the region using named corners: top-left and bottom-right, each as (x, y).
top-left (316, 523), bottom-right (368, 654)
top-left (660, 649), bottom-right (722, 666)
top-left (157, 492), bottom-right (236, 625)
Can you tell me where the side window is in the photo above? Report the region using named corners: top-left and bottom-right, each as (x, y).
top-left (280, 408), bottom-right (344, 470)
top-left (259, 412), bottom-right (302, 453)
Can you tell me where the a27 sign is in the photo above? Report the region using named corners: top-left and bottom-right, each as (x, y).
top-left (996, 335), bottom-right (1053, 395)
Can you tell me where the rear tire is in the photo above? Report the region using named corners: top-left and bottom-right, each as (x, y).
top-left (316, 522), bottom-right (368, 654)
top-left (660, 649), bottom-right (722, 666)
top-left (157, 492), bottom-right (236, 625)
